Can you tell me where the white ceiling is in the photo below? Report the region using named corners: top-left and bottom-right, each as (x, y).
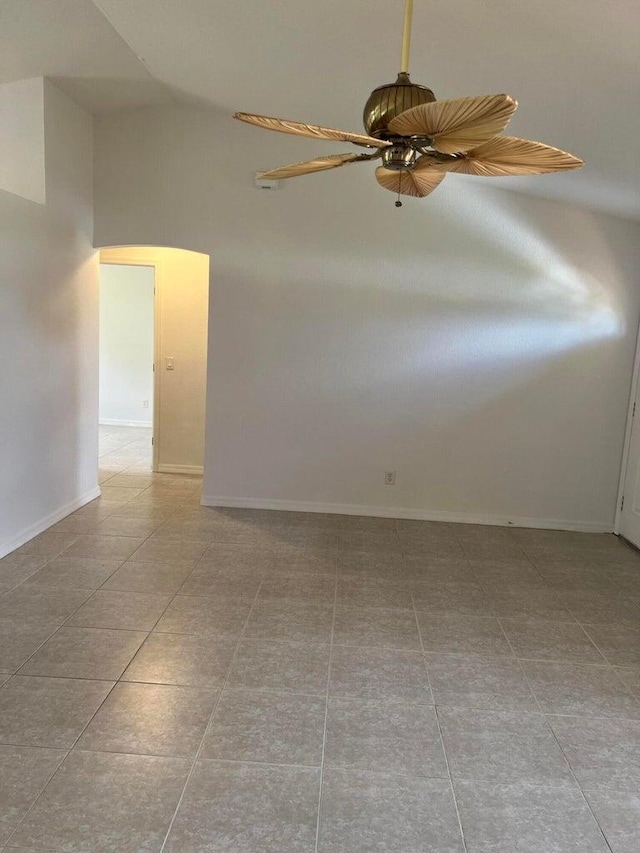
top-left (2, 0), bottom-right (638, 218)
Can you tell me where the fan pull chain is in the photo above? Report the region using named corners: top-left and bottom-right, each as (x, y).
top-left (395, 173), bottom-right (403, 207)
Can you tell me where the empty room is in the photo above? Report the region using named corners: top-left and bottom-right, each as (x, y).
top-left (1, 1), bottom-right (639, 851)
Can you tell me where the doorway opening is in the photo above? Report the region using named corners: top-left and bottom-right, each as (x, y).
top-left (97, 246), bottom-right (210, 487)
top-left (99, 260), bottom-right (155, 474)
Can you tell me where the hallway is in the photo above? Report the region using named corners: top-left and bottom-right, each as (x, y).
top-left (0, 450), bottom-right (639, 850)
top-left (99, 424), bottom-right (154, 480)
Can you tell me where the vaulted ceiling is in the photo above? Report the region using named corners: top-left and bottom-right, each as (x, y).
top-left (1, 0), bottom-right (638, 218)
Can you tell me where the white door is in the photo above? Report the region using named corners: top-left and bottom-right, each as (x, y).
top-left (619, 388), bottom-right (640, 546)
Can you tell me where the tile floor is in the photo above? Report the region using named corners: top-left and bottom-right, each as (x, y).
top-left (0, 427), bottom-right (639, 850)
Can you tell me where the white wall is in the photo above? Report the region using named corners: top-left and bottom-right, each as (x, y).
top-left (93, 103), bottom-right (640, 530)
top-left (100, 247), bottom-right (209, 472)
top-left (0, 78), bottom-right (46, 205)
top-left (99, 262), bottom-right (154, 426)
top-left (0, 79), bottom-right (99, 557)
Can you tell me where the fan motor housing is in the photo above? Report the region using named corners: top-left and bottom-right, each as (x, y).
top-left (363, 72), bottom-right (436, 138)
top-left (381, 146), bottom-right (419, 171)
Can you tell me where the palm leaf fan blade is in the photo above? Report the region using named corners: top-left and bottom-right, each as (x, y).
top-left (375, 161), bottom-right (445, 197)
top-left (234, 112), bottom-right (390, 149)
top-left (388, 94), bottom-right (517, 153)
top-left (436, 136), bottom-right (584, 175)
top-left (259, 154), bottom-right (363, 180)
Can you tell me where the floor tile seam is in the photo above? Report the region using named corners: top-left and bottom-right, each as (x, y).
top-left (123, 540), bottom-right (212, 602)
top-left (330, 638), bottom-right (426, 654)
top-left (433, 704), bottom-right (470, 853)
top-left (452, 772), bottom-right (583, 792)
top-left (575, 612), bottom-right (640, 628)
top-left (448, 775), bottom-right (612, 792)
top-left (2, 744), bottom-right (71, 850)
top-left (54, 509), bottom-right (159, 565)
top-left (211, 684), bottom-right (330, 700)
top-left (452, 655), bottom-right (628, 670)
top-left (538, 708), bottom-right (640, 722)
top-left (328, 691), bottom-right (435, 706)
top-left (156, 572), bottom-right (270, 853)
top-left (517, 656), bottom-right (640, 719)
top-left (493, 616), bottom-right (527, 666)
top-left (0, 673), bottom-right (118, 690)
top-left (0, 556), bottom-right (63, 593)
top-left (413, 589), bottom-right (440, 705)
top-left (433, 703), bottom-right (640, 723)
top-left (414, 584), bottom-right (470, 850)
top-left (12, 537), bottom-right (83, 565)
top-left (410, 590), bottom-right (432, 699)
top-left (10, 570), bottom-right (153, 679)
top-left (63, 569), bottom-right (181, 636)
top-left (150, 629), bottom-right (333, 646)
top-left (577, 624), bottom-right (620, 666)
top-left (3, 591), bottom-right (160, 759)
top-left (517, 666), bottom-right (615, 845)
top-left (541, 705), bottom-right (616, 852)
top-left (614, 670), bottom-right (640, 701)
top-left (174, 755), bottom-right (323, 771)
top-left (495, 612), bottom-right (605, 654)
top-left (314, 571), bottom-right (338, 853)
top-left (321, 759), bottom-right (452, 782)
top-left (161, 641), bottom-right (624, 666)
top-left (2, 665), bottom-right (126, 846)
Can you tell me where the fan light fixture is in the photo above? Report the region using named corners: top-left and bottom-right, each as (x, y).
top-left (234, 0), bottom-right (583, 206)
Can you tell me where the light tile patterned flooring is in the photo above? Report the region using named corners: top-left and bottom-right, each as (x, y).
top-left (0, 427), bottom-right (639, 850)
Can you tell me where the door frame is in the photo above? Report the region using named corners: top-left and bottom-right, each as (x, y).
top-left (99, 249), bottom-right (163, 473)
top-left (614, 315), bottom-right (640, 534)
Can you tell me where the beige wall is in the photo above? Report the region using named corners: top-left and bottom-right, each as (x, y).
top-left (0, 80), bottom-right (98, 557)
top-left (94, 103), bottom-right (640, 530)
top-left (100, 246), bottom-right (209, 473)
top-left (0, 78), bottom-right (45, 205)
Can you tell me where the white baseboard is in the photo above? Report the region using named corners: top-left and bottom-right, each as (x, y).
top-left (99, 419), bottom-right (152, 427)
top-left (158, 464), bottom-right (204, 476)
top-left (0, 485), bottom-right (102, 559)
top-left (200, 495), bottom-right (612, 533)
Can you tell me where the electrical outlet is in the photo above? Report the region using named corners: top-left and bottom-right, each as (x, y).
top-left (384, 470), bottom-right (396, 486)
top-left (142, 400), bottom-right (149, 409)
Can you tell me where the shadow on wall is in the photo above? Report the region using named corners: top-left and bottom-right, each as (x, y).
top-left (197, 181), bottom-right (632, 522)
top-left (98, 245), bottom-right (210, 476)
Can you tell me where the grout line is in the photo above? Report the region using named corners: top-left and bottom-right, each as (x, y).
top-left (313, 564), bottom-right (338, 853)
top-left (1, 747), bottom-right (68, 848)
top-left (525, 676), bottom-right (616, 853)
top-left (433, 706), bottom-right (470, 853)
top-left (4, 549), bottom-right (186, 774)
top-left (579, 623), bottom-right (619, 667)
top-left (4, 661), bottom-right (125, 846)
top-left (416, 624), bottom-right (469, 848)
top-left (410, 550), bottom-right (469, 853)
top-left (156, 568), bottom-right (268, 852)
top-left (1, 444), bottom-right (638, 850)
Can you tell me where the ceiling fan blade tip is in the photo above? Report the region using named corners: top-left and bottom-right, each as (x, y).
top-left (443, 136), bottom-right (584, 176)
top-left (231, 111), bottom-right (389, 148)
top-left (258, 153), bottom-right (365, 180)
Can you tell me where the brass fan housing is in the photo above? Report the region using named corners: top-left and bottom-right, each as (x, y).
top-left (363, 72), bottom-right (436, 138)
top-left (381, 145), bottom-right (419, 171)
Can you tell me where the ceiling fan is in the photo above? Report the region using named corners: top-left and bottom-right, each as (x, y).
top-left (234, 0), bottom-right (583, 206)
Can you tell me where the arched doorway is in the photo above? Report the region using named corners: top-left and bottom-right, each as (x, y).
top-left (98, 246), bottom-right (210, 486)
